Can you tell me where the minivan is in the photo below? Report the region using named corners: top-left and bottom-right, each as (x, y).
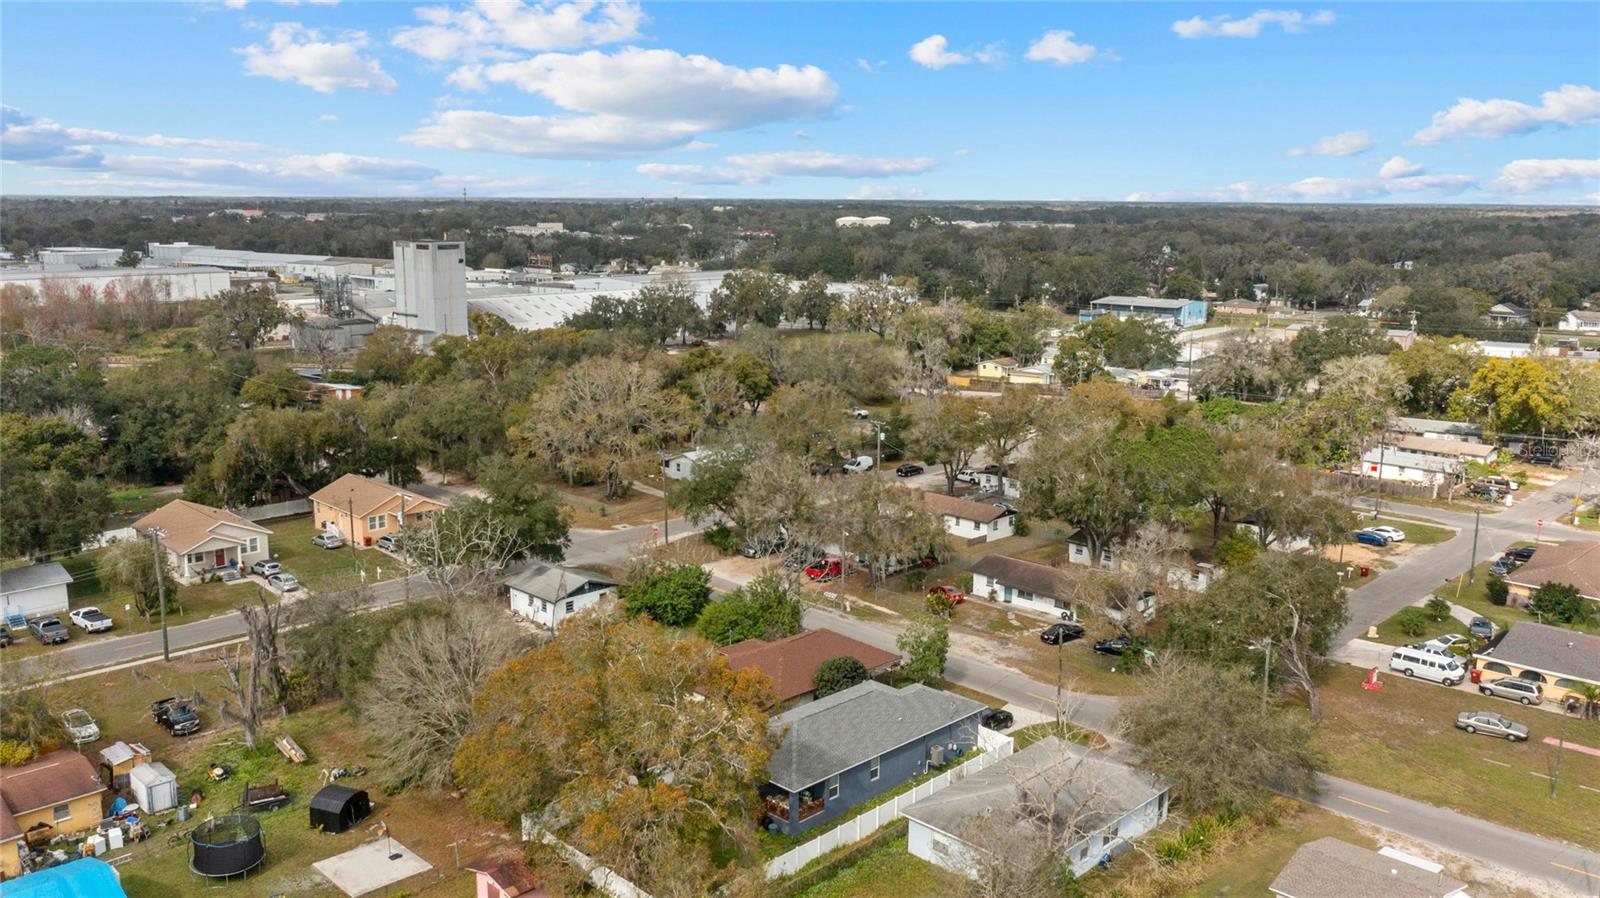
top-left (1479, 676), bottom-right (1543, 705)
top-left (1389, 646), bottom-right (1464, 686)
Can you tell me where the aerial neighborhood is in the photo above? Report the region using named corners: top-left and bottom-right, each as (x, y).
top-left (2, 4), bottom-right (1600, 896)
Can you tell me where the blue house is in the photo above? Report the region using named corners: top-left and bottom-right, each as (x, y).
top-left (1079, 296), bottom-right (1208, 329)
top-left (761, 681), bottom-right (985, 835)
top-left (0, 859), bottom-right (127, 898)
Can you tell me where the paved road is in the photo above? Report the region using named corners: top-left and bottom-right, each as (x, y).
top-left (1337, 473), bottom-right (1591, 645)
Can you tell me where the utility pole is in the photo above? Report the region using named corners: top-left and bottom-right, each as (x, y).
top-left (147, 527), bottom-right (170, 662)
top-left (1261, 637), bottom-right (1273, 703)
top-left (1372, 428), bottom-right (1388, 519)
top-left (399, 492), bottom-right (410, 602)
top-left (1467, 509), bottom-right (1481, 584)
top-left (1551, 702), bottom-right (1572, 799)
top-left (874, 422), bottom-right (885, 475)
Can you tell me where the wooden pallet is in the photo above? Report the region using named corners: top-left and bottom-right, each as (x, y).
top-left (274, 733), bottom-right (307, 764)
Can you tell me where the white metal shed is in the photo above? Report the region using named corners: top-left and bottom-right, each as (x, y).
top-left (129, 761), bottom-right (179, 813)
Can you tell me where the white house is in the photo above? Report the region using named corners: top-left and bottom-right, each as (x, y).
top-left (0, 562), bottom-right (73, 621)
top-left (132, 500), bottom-right (273, 583)
top-left (922, 492), bottom-right (1015, 544)
top-left (969, 555), bottom-right (1075, 619)
top-left (972, 466), bottom-right (1021, 499)
top-left (662, 449), bottom-right (706, 480)
top-left (1562, 310), bottom-right (1600, 332)
top-left (1475, 340), bottom-right (1534, 359)
top-left (1065, 530), bottom-right (1115, 569)
top-left (1358, 447), bottom-right (1463, 486)
top-left (505, 563), bottom-right (619, 631)
top-left (904, 736), bottom-right (1170, 880)
top-left (1391, 416), bottom-right (1484, 443)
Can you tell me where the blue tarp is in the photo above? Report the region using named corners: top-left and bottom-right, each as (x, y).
top-left (0, 859), bottom-right (126, 898)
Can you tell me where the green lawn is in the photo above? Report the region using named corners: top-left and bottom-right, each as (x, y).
top-left (1176, 806), bottom-right (1379, 897)
top-left (1372, 515), bottom-right (1455, 546)
top-left (1011, 721), bottom-right (1108, 750)
top-left (793, 835), bottom-right (961, 898)
top-left (1312, 667), bottom-right (1600, 847)
top-left (1372, 606), bottom-right (1471, 647)
top-left (1433, 557), bottom-right (1600, 637)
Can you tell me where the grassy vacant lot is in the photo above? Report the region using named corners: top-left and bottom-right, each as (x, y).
top-left (1372, 605), bottom-right (1471, 647)
top-left (794, 834), bottom-right (961, 898)
top-left (1175, 805), bottom-right (1378, 897)
top-left (1372, 515), bottom-right (1455, 545)
top-left (558, 482), bottom-right (667, 529)
top-left (1312, 668), bottom-right (1600, 847)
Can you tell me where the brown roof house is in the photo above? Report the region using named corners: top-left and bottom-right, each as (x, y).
top-left (1504, 540), bottom-right (1600, 607)
top-left (1, 751), bottom-right (108, 877)
top-left (466, 852), bottom-right (548, 898)
top-left (1270, 837), bottom-right (1466, 898)
top-left (1473, 621), bottom-right (1600, 707)
top-left (133, 499), bottom-right (273, 583)
top-left (309, 473), bottom-right (446, 549)
top-left (719, 628), bottom-right (899, 706)
top-left (969, 554), bottom-right (1077, 619)
top-left (922, 491), bottom-right (1015, 544)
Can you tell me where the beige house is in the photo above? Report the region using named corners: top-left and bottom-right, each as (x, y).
top-left (133, 500), bottom-right (273, 582)
top-left (309, 474), bottom-right (445, 548)
top-left (1472, 622), bottom-right (1599, 708)
top-left (1503, 540), bottom-right (1599, 607)
top-left (1, 751), bottom-right (108, 878)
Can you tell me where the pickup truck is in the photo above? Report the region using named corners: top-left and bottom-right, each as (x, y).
top-left (151, 696), bottom-right (202, 737)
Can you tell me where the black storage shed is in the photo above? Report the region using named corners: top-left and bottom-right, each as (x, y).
top-left (309, 784), bottom-right (372, 834)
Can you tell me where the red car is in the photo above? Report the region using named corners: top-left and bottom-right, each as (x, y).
top-left (805, 556), bottom-right (843, 581)
top-left (928, 584), bottom-right (965, 604)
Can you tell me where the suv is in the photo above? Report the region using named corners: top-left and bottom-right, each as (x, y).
top-left (1469, 616), bottom-right (1496, 640)
top-left (28, 617), bottom-right (69, 645)
top-left (1479, 676), bottom-right (1543, 705)
top-left (151, 697), bottom-right (202, 737)
top-left (267, 572), bottom-right (300, 592)
top-left (895, 463), bottom-right (924, 477)
top-left (62, 709), bottom-right (100, 744)
top-left (250, 559), bottom-right (282, 577)
top-left (375, 534), bottom-right (400, 551)
top-left (68, 607), bottom-right (114, 633)
top-left (1506, 546), bottom-right (1536, 563)
top-left (311, 532), bottom-right (345, 549)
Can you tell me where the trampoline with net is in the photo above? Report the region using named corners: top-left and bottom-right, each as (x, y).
top-left (189, 813), bottom-right (266, 879)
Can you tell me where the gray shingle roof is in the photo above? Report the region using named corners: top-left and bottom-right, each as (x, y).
top-left (0, 562), bottom-right (73, 596)
top-left (901, 736), bottom-right (1167, 841)
top-left (502, 564), bottom-right (616, 602)
top-left (1090, 296), bottom-right (1194, 310)
top-left (766, 681), bottom-right (985, 791)
top-left (1269, 837), bottom-right (1465, 898)
top-left (969, 555), bottom-right (1069, 600)
top-left (1503, 540), bottom-right (1600, 600)
top-left (1482, 621), bottom-right (1600, 685)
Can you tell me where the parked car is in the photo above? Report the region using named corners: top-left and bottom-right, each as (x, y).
top-left (1041, 622), bottom-right (1085, 645)
top-left (151, 696), bottom-right (202, 737)
top-left (842, 456), bottom-right (875, 474)
top-left (895, 463), bottom-right (925, 477)
top-left (849, 407), bottom-right (871, 420)
top-left (927, 584), bottom-right (965, 605)
top-left (311, 532), bottom-right (345, 549)
top-left (1455, 710), bottom-right (1529, 742)
top-left (1488, 556), bottom-right (1514, 575)
top-left (61, 709), bottom-right (100, 744)
top-left (979, 708), bottom-right (1014, 731)
top-left (1469, 616), bottom-right (1496, 640)
top-left (1527, 445), bottom-right (1560, 466)
top-left (1506, 546), bottom-right (1536, 563)
top-left (804, 556), bottom-right (843, 582)
top-left (28, 617), bottom-right (69, 645)
top-left (783, 547), bottom-right (825, 571)
top-left (267, 572), bottom-right (300, 592)
top-left (991, 499), bottom-right (1016, 513)
top-left (1352, 530), bottom-right (1390, 547)
top-left (68, 607), bottom-right (114, 633)
top-left (1424, 634), bottom-right (1472, 653)
top-left (0, 627), bottom-right (11, 648)
top-left (1474, 475), bottom-right (1518, 492)
top-left (1479, 677), bottom-right (1543, 705)
top-left (1467, 485), bottom-right (1503, 501)
top-left (1093, 635), bottom-right (1134, 656)
top-left (1367, 525), bottom-right (1406, 543)
top-left (375, 534), bottom-right (399, 551)
top-left (954, 468), bottom-right (980, 485)
top-left (250, 559), bottom-right (282, 577)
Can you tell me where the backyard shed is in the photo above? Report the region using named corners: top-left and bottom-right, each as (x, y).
top-left (128, 762), bottom-right (178, 814)
top-left (98, 741), bottom-right (152, 791)
top-left (309, 784), bottom-right (371, 834)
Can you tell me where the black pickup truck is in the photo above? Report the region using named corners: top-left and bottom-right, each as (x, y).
top-left (151, 697), bottom-right (202, 737)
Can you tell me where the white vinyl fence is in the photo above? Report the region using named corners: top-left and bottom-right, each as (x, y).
top-left (765, 727), bottom-right (1015, 879)
top-left (521, 819), bottom-right (653, 898)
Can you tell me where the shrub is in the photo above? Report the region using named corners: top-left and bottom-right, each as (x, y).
top-left (621, 563), bottom-right (711, 626)
top-left (1527, 582), bottom-right (1594, 626)
top-left (703, 525), bottom-right (741, 554)
top-left (1214, 530), bottom-right (1259, 569)
top-left (694, 571), bottom-right (803, 645)
top-left (1424, 596), bottom-right (1452, 622)
top-left (925, 592), bottom-right (956, 618)
top-left (1486, 575), bottom-right (1509, 606)
top-left (1012, 515), bottom-right (1030, 537)
top-left (1395, 607), bottom-right (1429, 637)
top-left (904, 569), bottom-right (927, 591)
top-left (813, 656), bottom-right (869, 698)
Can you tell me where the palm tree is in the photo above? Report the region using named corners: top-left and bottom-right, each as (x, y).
top-left (1572, 684), bottom-right (1600, 721)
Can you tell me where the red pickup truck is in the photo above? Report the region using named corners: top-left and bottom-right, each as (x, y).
top-left (927, 584), bottom-right (965, 604)
top-left (805, 556), bottom-right (843, 581)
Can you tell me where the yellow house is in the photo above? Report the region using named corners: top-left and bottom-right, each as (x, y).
top-left (1473, 622), bottom-right (1599, 707)
top-left (308, 474), bottom-right (446, 548)
top-left (975, 357), bottom-right (1020, 381)
top-left (2, 751), bottom-right (108, 878)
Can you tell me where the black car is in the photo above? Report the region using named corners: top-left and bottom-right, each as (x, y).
top-left (1489, 556), bottom-right (1514, 575)
top-left (1527, 445), bottom-right (1560, 466)
top-left (0, 627), bottom-right (12, 648)
top-left (1041, 622), bottom-right (1085, 645)
top-left (895, 463), bottom-right (924, 477)
top-left (979, 708), bottom-right (1014, 731)
top-left (1093, 635), bottom-right (1134, 656)
top-left (1467, 485), bottom-right (1502, 501)
top-left (1507, 546), bottom-right (1536, 563)
top-left (152, 697), bottom-right (202, 737)
top-left (28, 617), bottom-right (69, 645)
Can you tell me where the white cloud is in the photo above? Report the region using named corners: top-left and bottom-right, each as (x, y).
top-left (415, 47), bottom-right (838, 158)
top-left (634, 163), bottom-right (766, 186)
top-left (393, 1), bottom-right (644, 62)
top-left (1, 105), bottom-right (268, 167)
top-left (1127, 168), bottom-right (1476, 203)
top-left (238, 23), bottom-right (397, 93)
top-left (1025, 30), bottom-right (1105, 66)
top-left (316, 113), bottom-right (339, 123)
top-left (636, 150), bottom-right (937, 186)
top-left (855, 58), bottom-right (875, 74)
top-left (909, 34), bottom-right (968, 69)
top-left (1413, 84), bottom-right (1600, 143)
top-left (850, 184), bottom-right (925, 199)
top-left (1378, 155), bottom-right (1424, 178)
top-left (973, 43), bottom-right (1006, 66)
top-left (1288, 130), bottom-right (1372, 157)
top-left (1492, 158), bottom-right (1600, 193)
top-left (793, 129), bottom-right (813, 141)
top-left (953, 147), bottom-right (971, 157)
top-left (1172, 9), bottom-right (1335, 39)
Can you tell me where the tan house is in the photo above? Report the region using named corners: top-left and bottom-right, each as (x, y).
top-left (976, 357), bottom-right (1020, 381)
top-left (1, 750), bottom-right (108, 878)
top-left (1503, 540), bottom-right (1599, 607)
top-left (1473, 622), bottom-right (1599, 706)
top-left (133, 500), bottom-right (273, 583)
top-left (309, 474), bottom-right (445, 548)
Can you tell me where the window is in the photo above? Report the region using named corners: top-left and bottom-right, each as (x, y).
top-left (1518, 671), bottom-right (1547, 683)
top-left (565, 600), bottom-right (575, 614)
top-left (826, 775), bottom-right (840, 800)
top-left (368, 514), bottom-right (387, 531)
top-left (539, 600), bottom-right (551, 613)
top-left (245, 537), bottom-right (259, 555)
top-left (869, 756), bottom-right (880, 781)
top-left (187, 552), bottom-right (205, 565)
top-left (53, 804), bottom-right (70, 823)
top-left (1483, 661), bottom-right (1511, 675)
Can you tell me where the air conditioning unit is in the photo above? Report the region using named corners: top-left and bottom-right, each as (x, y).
top-left (929, 745), bottom-right (945, 766)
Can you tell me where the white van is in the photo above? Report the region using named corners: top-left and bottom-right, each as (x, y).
top-left (1389, 646), bottom-right (1465, 686)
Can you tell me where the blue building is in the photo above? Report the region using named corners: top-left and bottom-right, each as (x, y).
top-left (761, 681), bottom-right (985, 835)
top-left (1079, 296), bottom-right (1208, 329)
top-left (0, 859), bottom-right (126, 898)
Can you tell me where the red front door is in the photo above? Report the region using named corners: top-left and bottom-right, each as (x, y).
top-left (215, 549), bottom-right (227, 567)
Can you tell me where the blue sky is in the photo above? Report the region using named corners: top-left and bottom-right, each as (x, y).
top-left (2, 2), bottom-right (1597, 202)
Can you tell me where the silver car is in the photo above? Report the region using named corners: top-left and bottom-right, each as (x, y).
top-left (1455, 711), bottom-right (1529, 741)
top-left (1478, 676), bottom-right (1543, 705)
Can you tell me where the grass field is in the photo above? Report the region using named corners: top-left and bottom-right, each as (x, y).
top-left (1312, 667), bottom-right (1600, 847)
top-left (1371, 515), bottom-right (1455, 545)
top-left (793, 834), bottom-right (961, 898)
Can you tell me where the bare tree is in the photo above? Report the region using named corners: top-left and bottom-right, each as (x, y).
top-left (217, 589), bottom-right (289, 751)
top-left (400, 497), bottom-right (534, 596)
top-left (361, 603), bottom-right (533, 790)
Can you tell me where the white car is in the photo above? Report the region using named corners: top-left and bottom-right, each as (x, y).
top-left (68, 607), bottom-right (114, 633)
top-left (843, 456), bottom-right (876, 473)
top-left (1425, 633), bottom-right (1471, 652)
top-left (849, 408), bottom-right (871, 420)
top-left (1367, 525), bottom-right (1406, 543)
top-left (62, 709), bottom-right (100, 744)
